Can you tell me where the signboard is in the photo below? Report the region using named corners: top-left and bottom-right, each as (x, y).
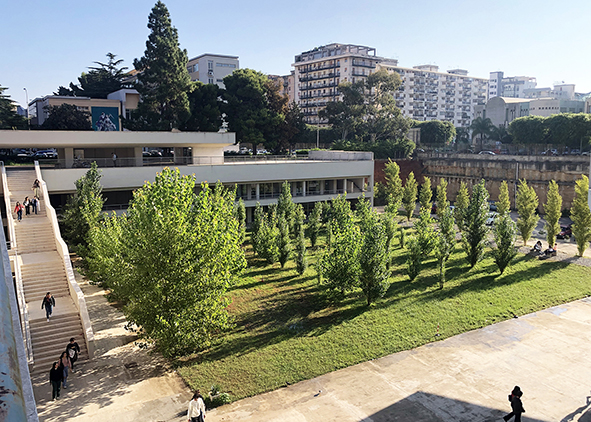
top-left (91, 106), bottom-right (120, 131)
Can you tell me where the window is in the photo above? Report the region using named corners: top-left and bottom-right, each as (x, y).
top-left (216, 63), bottom-right (237, 68)
top-left (208, 60), bottom-right (213, 70)
top-left (216, 79), bottom-right (223, 82)
top-left (208, 78), bottom-right (214, 84)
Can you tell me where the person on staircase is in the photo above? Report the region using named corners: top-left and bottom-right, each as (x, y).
top-left (41, 292), bottom-right (55, 322)
top-left (49, 361), bottom-right (63, 400)
top-left (23, 196), bottom-right (31, 215)
top-left (59, 351), bottom-right (71, 389)
top-left (14, 201), bottom-right (24, 222)
top-left (66, 338), bottom-right (81, 372)
top-left (32, 196), bottom-right (39, 215)
top-left (32, 179), bottom-right (40, 197)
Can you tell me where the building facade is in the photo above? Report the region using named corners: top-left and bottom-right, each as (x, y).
top-left (187, 54), bottom-right (239, 88)
top-left (292, 43), bottom-right (488, 127)
top-left (489, 71), bottom-right (537, 99)
top-left (29, 96), bottom-right (122, 130)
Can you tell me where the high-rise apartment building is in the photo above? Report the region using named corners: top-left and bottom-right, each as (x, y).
top-left (489, 72), bottom-right (537, 99)
top-left (187, 54), bottom-right (239, 88)
top-left (292, 43), bottom-right (488, 127)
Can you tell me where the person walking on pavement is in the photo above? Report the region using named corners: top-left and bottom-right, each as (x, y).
top-left (32, 178), bottom-right (40, 197)
top-left (187, 391), bottom-right (206, 422)
top-left (41, 292), bottom-right (55, 322)
top-left (14, 201), bottom-right (23, 222)
top-left (31, 196), bottom-right (39, 215)
top-left (66, 338), bottom-right (81, 372)
top-left (59, 351), bottom-right (71, 389)
top-left (112, 152), bottom-right (117, 167)
top-left (23, 196), bottom-right (31, 215)
top-left (503, 386), bottom-right (525, 422)
top-left (49, 361), bottom-right (63, 400)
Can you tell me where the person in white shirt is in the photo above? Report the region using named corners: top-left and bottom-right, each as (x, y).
top-left (187, 391), bottom-right (206, 422)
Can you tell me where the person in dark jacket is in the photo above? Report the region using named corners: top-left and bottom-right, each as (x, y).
top-left (41, 292), bottom-right (55, 322)
top-left (49, 361), bottom-right (63, 400)
top-left (66, 338), bottom-right (81, 372)
top-left (503, 386), bottom-right (525, 421)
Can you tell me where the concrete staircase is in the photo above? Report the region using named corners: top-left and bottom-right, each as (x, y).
top-left (6, 168), bottom-right (88, 372)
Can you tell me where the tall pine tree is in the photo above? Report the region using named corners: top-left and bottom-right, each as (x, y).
top-left (132, 2), bottom-right (192, 130)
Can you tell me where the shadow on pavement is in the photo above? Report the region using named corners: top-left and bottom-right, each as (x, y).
top-left (364, 391), bottom-right (547, 422)
top-left (560, 392), bottom-right (591, 422)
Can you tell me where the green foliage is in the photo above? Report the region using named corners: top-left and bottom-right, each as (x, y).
top-left (489, 125), bottom-right (513, 144)
top-left (492, 212), bottom-right (518, 274)
top-left (131, 1), bottom-right (192, 130)
top-left (308, 202), bottom-right (322, 248)
top-left (405, 235), bottom-right (422, 281)
top-left (515, 179), bottom-right (539, 246)
top-left (509, 113), bottom-right (591, 147)
top-left (251, 203), bottom-right (264, 255)
top-left (434, 205), bottom-right (455, 288)
top-left (544, 181), bottom-right (562, 248)
top-left (62, 53), bottom-right (129, 99)
top-left (355, 196), bottom-right (372, 232)
top-left (293, 204), bottom-right (305, 238)
top-left (86, 169), bottom-right (246, 357)
top-left (455, 182), bottom-right (470, 232)
top-left (384, 159), bottom-right (403, 215)
top-left (181, 82), bottom-right (222, 131)
top-left (277, 181), bottom-right (295, 233)
top-left (332, 138), bottom-right (415, 159)
top-left (413, 120), bottom-right (456, 145)
top-left (571, 175), bottom-right (591, 257)
top-left (462, 180), bottom-right (489, 268)
top-left (414, 206), bottom-right (436, 257)
top-left (470, 117), bottom-right (494, 148)
top-left (0, 86), bottom-right (27, 129)
top-left (258, 211), bottom-right (280, 264)
top-left (418, 176), bottom-right (432, 211)
top-left (399, 227), bottom-right (406, 248)
top-left (277, 218), bottom-right (292, 268)
top-left (381, 213), bottom-right (398, 252)
top-left (435, 178), bottom-right (449, 220)
top-left (329, 195), bottom-right (353, 230)
top-left (295, 209), bottom-right (307, 275)
top-left (41, 104), bottom-right (92, 131)
top-left (508, 115), bottom-right (547, 145)
top-left (62, 162), bottom-right (105, 250)
top-left (234, 199), bottom-right (246, 245)
top-left (359, 214), bottom-right (390, 305)
top-left (402, 172), bottom-right (418, 221)
top-left (497, 181), bottom-right (511, 215)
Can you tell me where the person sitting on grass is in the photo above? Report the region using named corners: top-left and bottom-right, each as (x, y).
top-left (544, 243), bottom-right (557, 256)
top-left (531, 241), bottom-right (542, 254)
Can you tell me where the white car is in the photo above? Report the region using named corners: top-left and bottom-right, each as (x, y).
top-left (486, 212), bottom-right (497, 226)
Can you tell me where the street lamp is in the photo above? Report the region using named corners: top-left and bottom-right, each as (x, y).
top-left (23, 88), bottom-right (30, 129)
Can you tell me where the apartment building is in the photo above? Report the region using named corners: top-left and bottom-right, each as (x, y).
top-left (187, 54), bottom-right (239, 88)
top-left (489, 72), bottom-right (537, 99)
top-left (292, 43), bottom-right (488, 127)
top-left (28, 96), bottom-right (122, 130)
top-left (269, 72), bottom-right (296, 104)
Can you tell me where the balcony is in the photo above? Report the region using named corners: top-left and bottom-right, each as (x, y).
top-left (299, 72), bottom-right (341, 82)
top-left (301, 81), bottom-right (338, 90)
top-left (351, 60), bottom-right (376, 68)
top-left (351, 71), bottom-right (370, 77)
top-left (298, 63), bottom-right (338, 73)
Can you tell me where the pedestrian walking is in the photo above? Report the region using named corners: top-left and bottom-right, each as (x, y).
top-left (112, 152), bottom-right (117, 167)
top-left (41, 292), bottom-right (55, 322)
top-left (66, 338), bottom-right (81, 372)
top-left (32, 179), bottom-right (40, 197)
top-left (14, 201), bottom-right (23, 222)
top-left (503, 386), bottom-right (525, 422)
top-left (31, 196), bottom-right (39, 215)
top-left (187, 391), bottom-right (206, 422)
top-left (59, 351), bottom-right (71, 389)
top-left (49, 361), bottom-right (63, 400)
top-left (23, 196), bottom-right (31, 215)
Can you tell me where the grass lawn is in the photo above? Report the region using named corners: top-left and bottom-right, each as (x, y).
top-left (176, 236), bottom-right (591, 402)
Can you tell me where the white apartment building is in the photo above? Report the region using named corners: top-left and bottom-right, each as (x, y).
top-left (489, 71), bottom-right (537, 99)
top-left (187, 54), bottom-right (239, 88)
top-left (292, 43), bottom-right (488, 127)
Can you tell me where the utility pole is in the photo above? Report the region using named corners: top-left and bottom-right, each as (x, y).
top-left (23, 88), bottom-right (29, 129)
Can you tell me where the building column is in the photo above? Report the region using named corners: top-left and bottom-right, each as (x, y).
top-left (302, 181), bottom-right (306, 197)
top-left (174, 147), bottom-right (184, 164)
top-left (134, 147), bottom-right (143, 167)
top-left (344, 178), bottom-right (348, 194)
top-left (320, 180), bottom-right (324, 195)
top-left (65, 148), bottom-right (74, 168)
top-left (247, 184), bottom-right (252, 200)
top-left (255, 183), bottom-right (260, 200)
top-left (334, 179), bottom-right (338, 194)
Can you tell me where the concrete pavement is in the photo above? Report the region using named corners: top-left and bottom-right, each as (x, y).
top-left (207, 298), bottom-right (591, 422)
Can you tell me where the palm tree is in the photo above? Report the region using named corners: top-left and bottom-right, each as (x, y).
top-left (470, 117), bottom-right (493, 151)
top-left (489, 125), bottom-right (512, 144)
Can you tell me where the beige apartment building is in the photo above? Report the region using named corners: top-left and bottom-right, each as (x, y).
top-left (29, 96), bottom-right (122, 130)
top-left (187, 53), bottom-right (239, 88)
top-left (292, 43), bottom-right (488, 128)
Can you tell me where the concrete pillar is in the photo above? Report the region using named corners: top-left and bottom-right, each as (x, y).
top-left (334, 179), bottom-right (338, 194)
top-left (134, 147), bottom-right (143, 167)
top-left (320, 180), bottom-right (324, 195)
top-left (344, 178), bottom-right (348, 194)
top-left (302, 181), bottom-right (306, 197)
top-left (65, 148), bottom-right (74, 169)
top-left (174, 147), bottom-right (184, 165)
top-left (256, 183), bottom-right (260, 200)
top-left (247, 184), bottom-right (252, 200)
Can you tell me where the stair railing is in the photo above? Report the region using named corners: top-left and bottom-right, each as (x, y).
top-left (34, 162), bottom-right (95, 359)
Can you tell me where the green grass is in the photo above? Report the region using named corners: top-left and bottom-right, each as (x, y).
top-left (176, 237), bottom-right (591, 401)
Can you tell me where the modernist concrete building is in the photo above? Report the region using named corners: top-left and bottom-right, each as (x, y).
top-left (29, 96), bottom-right (122, 130)
top-left (0, 130), bottom-right (374, 220)
top-left (292, 43), bottom-right (488, 127)
top-left (187, 54), bottom-right (239, 88)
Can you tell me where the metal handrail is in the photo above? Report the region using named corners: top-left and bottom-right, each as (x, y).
top-left (0, 162), bottom-right (16, 250)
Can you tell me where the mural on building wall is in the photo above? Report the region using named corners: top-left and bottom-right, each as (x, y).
top-left (92, 107), bottom-right (119, 131)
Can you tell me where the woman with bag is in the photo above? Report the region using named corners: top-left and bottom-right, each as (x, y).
top-left (23, 196), bottom-right (31, 215)
top-left (187, 391), bottom-right (206, 422)
top-left (60, 351), bottom-right (71, 389)
top-left (14, 201), bottom-right (24, 222)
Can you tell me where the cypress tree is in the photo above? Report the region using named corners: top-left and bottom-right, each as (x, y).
top-left (384, 159), bottom-right (403, 216)
top-left (455, 182), bottom-right (470, 232)
top-left (516, 179), bottom-right (539, 246)
top-left (435, 178), bottom-right (449, 220)
top-left (463, 180), bottom-right (489, 268)
top-left (418, 176), bottom-right (432, 211)
top-left (308, 202), bottom-right (322, 248)
top-left (497, 181), bottom-right (511, 215)
top-left (402, 172), bottom-right (418, 221)
top-left (571, 175), bottom-right (591, 257)
top-left (543, 180), bottom-right (562, 248)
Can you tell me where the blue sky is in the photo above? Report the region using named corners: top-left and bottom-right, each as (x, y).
top-left (1, 0), bottom-right (590, 107)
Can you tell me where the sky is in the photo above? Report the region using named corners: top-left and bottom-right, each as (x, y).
top-left (2, 0), bottom-right (590, 108)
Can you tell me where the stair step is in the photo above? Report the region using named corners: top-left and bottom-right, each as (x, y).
top-left (29, 314), bottom-right (81, 328)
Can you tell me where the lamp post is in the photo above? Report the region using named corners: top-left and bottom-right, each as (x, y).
top-left (23, 88), bottom-right (29, 129)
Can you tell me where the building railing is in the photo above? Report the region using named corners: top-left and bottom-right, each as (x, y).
top-left (298, 63), bottom-right (339, 73)
top-left (34, 162), bottom-right (95, 360)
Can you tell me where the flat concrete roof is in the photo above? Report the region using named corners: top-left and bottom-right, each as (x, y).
top-left (0, 130), bottom-right (235, 148)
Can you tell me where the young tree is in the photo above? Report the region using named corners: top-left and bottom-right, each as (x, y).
top-left (41, 104), bottom-right (92, 131)
top-left (294, 205), bottom-right (307, 275)
top-left (131, 1), bottom-right (192, 130)
top-left (414, 207), bottom-right (436, 257)
top-left (492, 212), bottom-right (518, 274)
top-left (399, 227), bottom-right (406, 248)
top-left (571, 175), bottom-right (591, 257)
top-left (356, 196), bottom-right (372, 233)
top-left (515, 179), bottom-right (539, 246)
top-left (497, 181), bottom-right (511, 215)
top-left (62, 162), bottom-right (105, 251)
top-left (277, 181), bottom-right (295, 232)
top-left (277, 218), bottom-right (292, 268)
top-left (455, 182), bottom-right (470, 232)
top-left (258, 211), bottom-right (280, 264)
top-left (402, 172), bottom-right (418, 221)
top-left (381, 212), bottom-right (398, 252)
top-left (359, 214), bottom-right (390, 305)
top-left (251, 203), bottom-right (264, 255)
top-left (434, 205), bottom-right (455, 288)
top-left (405, 235), bottom-right (422, 281)
top-left (414, 120), bottom-right (456, 145)
top-left (435, 178), bottom-right (448, 220)
top-left (308, 201), bottom-right (322, 248)
top-left (86, 169), bottom-right (246, 357)
top-left (463, 180), bottom-right (489, 268)
top-left (234, 199), bottom-right (246, 245)
top-left (418, 176), bottom-right (432, 211)
top-left (384, 159), bottom-right (403, 216)
top-left (329, 194), bottom-right (353, 230)
top-left (543, 180), bottom-right (562, 248)
top-left (181, 82), bottom-right (222, 132)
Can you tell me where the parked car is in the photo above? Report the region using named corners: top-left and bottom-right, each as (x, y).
top-left (478, 150), bottom-right (495, 155)
top-left (488, 201), bottom-right (497, 211)
top-left (556, 225), bottom-right (572, 239)
top-left (32, 149), bottom-right (57, 158)
top-left (485, 212), bottom-right (497, 226)
top-left (570, 149), bottom-right (581, 155)
top-left (541, 149), bottom-right (558, 156)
